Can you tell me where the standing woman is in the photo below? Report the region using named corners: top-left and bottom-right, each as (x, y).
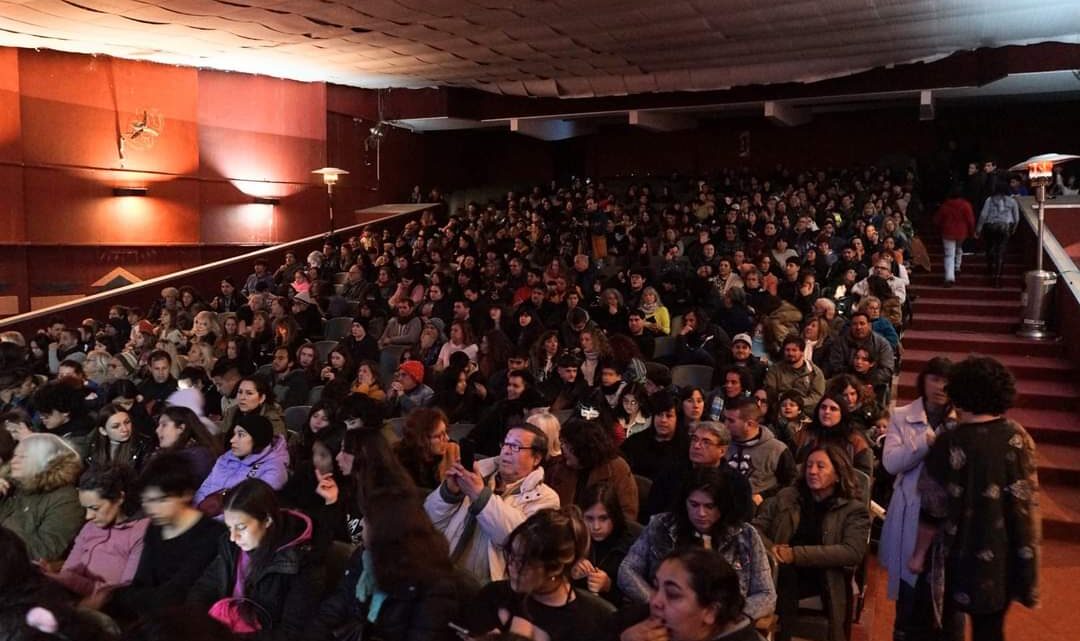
top-left (463, 507), bottom-right (615, 641)
top-left (45, 464), bottom-right (150, 597)
top-left (909, 356), bottom-right (1039, 641)
top-left (307, 486), bottom-right (460, 641)
top-left (879, 357), bottom-right (957, 641)
top-left (154, 405), bottom-right (221, 485)
top-left (752, 445), bottom-right (871, 641)
top-left (188, 478), bottom-right (327, 637)
top-left (975, 181), bottom-right (1019, 288)
top-left (937, 183), bottom-right (980, 284)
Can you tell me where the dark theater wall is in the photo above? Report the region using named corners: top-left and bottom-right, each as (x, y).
top-left (0, 48), bottom-right (413, 317)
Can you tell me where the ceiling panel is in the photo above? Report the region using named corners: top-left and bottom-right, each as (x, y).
top-left (0, 0), bottom-right (1077, 96)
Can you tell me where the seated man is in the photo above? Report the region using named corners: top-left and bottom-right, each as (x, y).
top-left (268, 346), bottom-right (310, 409)
top-left (852, 258), bottom-right (907, 304)
top-left (424, 424), bottom-right (560, 583)
top-left (388, 360), bottom-right (434, 417)
top-left (763, 336), bottom-right (825, 411)
top-left (101, 452), bottom-right (226, 620)
top-left (723, 396), bottom-right (797, 506)
top-left (824, 311), bottom-right (895, 385)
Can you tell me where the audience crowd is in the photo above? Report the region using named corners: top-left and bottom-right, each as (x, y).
top-left (0, 164), bottom-right (1040, 641)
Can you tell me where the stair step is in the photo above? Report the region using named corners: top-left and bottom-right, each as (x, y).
top-left (907, 312), bottom-right (1016, 333)
top-left (1036, 443), bottom-right (1080, 485)
top-left (891, 401), bottom-right (1080, 447)
top-left (901, 349), bottom-right (1075, 382)
top-left (910, 285), bottom-right (1021, 301)
top-left (898, 372), bottom-right (1077, 411)
top-left (901, 329), bottom-right (1064, 357)
top-left (914, 297), bottom-right (1021, 315)
top-left (1040, 483), bottom-right (1080, 541)
top-left (910, 272), bottom-right (1024, 286)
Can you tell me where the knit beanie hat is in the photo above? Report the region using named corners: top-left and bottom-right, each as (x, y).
top-left (115, 352), bottom-right (139, 377)
top-left (398, 360), bottom-right (424, 385)
top-left (235, 414), bottom-right (274, 453)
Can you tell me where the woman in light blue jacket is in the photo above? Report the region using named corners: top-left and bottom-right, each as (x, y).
top-left (879, 357), bottom-right (955, 640)
top-left (194, 414), bottom-right (288, 513)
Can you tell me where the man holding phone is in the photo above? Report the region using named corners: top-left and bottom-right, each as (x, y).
top-left (425, 424), bottom-right (560, 583)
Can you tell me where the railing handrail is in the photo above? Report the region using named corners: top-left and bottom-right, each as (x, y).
top-left (1017, 195), bottom-right (1080, 304)
top-left (0, 205), bottom-right (433, 329)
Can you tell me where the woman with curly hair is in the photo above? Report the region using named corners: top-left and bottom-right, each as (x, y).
top-left (578, 326), bottom-right (612, 388)
top-left (909, 356), bottom-right (1039, 641)
top-left (393, 407), bottom-right (460, 490)
top-left (545, 419), bottom-right (638, 523)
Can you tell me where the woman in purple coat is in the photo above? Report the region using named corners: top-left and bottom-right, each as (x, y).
top-left (193, 415), bottom-right (288, 513)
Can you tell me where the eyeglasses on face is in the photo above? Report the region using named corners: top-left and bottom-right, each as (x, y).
top-left (689, 435), bottom-right (723, 448)
top-left (500, 441), bottom-right (536, 454)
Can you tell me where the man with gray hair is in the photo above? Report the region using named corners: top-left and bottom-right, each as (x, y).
top-left (641, 420), bottom-right (752, 520)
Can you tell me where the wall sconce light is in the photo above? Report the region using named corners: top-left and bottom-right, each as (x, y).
top-left (112, 186), bottom-right (148, 197)
top-left (311, 167), bottom-right (349, 233)
top-left (252, 196), bottom-right (280, 205)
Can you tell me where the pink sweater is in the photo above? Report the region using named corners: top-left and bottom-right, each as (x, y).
top-left (54, 517), bottom-right (150, 596)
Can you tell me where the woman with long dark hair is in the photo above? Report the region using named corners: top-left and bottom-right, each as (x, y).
top-left (753, 444), bottom-right (871, 641)
top-left (188, 478), bottom-right (327, 637)
top-left (44, 464), bottom-right (150, 597)
top-left (155, 404), bottom-right (220, 461)
top-left (618, 466), bottom-right (775, 621)
top-left (619, 549), bottom-right (766, 641)
top-left (793, 394), bottom-right (873, 477)
top-left (85, 403), bottom-right (155, 472)
top-left (308, 486), bottom-right (460, 641)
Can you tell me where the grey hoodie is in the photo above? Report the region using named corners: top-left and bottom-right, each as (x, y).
top-left (725, 426), bottom-right (797, 499)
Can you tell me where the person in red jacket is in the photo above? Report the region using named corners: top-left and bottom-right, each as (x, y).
top-left (933, 184), bottom-right (976, 287)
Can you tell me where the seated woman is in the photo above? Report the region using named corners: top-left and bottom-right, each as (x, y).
top-left (794, 394), bottom-right (874, 478)
top-left (351, 360), bottom-right (387, 402)
top-left (307, 486), bottom-right (460, 641)
top-left (849, 347), bottom-right (889, 407)
top-left (752, 445), bottom-right (871, 641)
top-left (85, 404), bottom-right (155, 472)
top-left (545, 418), bottom-right (638, 524)
top-left (618, 467), bottom-right (775, 622)
top-left (0, 433), bottom-right (84, 561)
top-left (194, 415), bottom-right (289, 516)
top-left (572, 483), bottom-right (638, 607)
top-left (220, 376), bottom-right (287, 438)
top-left (45, 464), bottom-right (149, 597)
top-left (154, 405), bottom-right (221, 485)
top-left (394, 407), bottom-right (460, 490)
top-left (435, 320), bottom-right (479, 374)
top-left (619, 549), bottom-right (766, 641)
top-left (281, 427), bottom-right (347, 541)
top-left (463, 507), bottom-right (614, 641)
top-left (188, 478), bottom-right (327, 637)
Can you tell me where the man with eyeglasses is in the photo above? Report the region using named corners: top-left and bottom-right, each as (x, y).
top-left (852, 257), bottom-right (908, 304)
top-left (425, 424), bottom-right (559, 583)
top-left (641, 420), bottom-right (751, 522)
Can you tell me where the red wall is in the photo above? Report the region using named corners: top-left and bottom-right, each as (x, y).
top-left (0, 48), bottom-right (419, 316)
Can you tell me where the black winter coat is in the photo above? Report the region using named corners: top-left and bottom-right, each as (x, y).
top-left (187, 510), bottom-right (327, 641)
top-left (306, 546), bottom-right (463, 641)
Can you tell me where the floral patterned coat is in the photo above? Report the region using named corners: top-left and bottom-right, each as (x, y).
top-left (918, 417), bottom-right (1040, 617)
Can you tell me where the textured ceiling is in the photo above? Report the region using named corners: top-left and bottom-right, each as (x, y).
top-left (1, 0), bottom-right (1079, 97)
